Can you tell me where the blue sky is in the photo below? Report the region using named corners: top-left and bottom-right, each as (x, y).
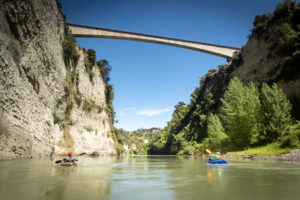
top-left (60, 0), bottom-right (284, 131)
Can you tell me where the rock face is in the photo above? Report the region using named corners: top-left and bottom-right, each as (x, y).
top-left (55, 49), bottom-right (116, 156)
top-left (232, 32), bottom-right (300, 119)
top-left (0, 0), bottom-right (116, 160)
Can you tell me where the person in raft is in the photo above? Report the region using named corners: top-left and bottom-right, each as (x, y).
top-left (63, 152), bottom-right (78, 163)
top-left (211, 152), bottom-right (222, 160)
top-left (217, 152), bottom-right (222, 159)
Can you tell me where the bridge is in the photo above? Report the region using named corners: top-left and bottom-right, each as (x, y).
top-left (67, 23), bottom-right (239, 59)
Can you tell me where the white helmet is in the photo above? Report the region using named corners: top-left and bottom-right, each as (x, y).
top-left (217, 152), bottom-right (220, 155)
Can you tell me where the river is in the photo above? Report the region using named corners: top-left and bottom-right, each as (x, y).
top-left (0, 155), bottom-right (300, 200)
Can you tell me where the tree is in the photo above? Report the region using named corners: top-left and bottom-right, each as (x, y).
top-left (260, 83), bottom-right (292, 142)
top-left (204, 114), bottom-right (228, 151)
top-left (96, 59), bottom-right (111, 83)
top-left (86, 49), bottom-right (96, 65)
top-left (220, 77), bottom-right (261, 149)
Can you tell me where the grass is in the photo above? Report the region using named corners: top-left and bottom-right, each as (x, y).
top-left (228, 142), bottom-right (300, 156)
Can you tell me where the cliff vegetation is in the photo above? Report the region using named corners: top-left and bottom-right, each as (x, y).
top-left (148, 0), bottom-right (300, 155)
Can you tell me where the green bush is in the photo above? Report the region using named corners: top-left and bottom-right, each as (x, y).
top-left (280, 134), bottom-right (298, 147)
top-left (74, 93), bottom-right (82, 106)
top-left (84, 126), bottom-right (93, 132)
top-left (251, 14), bottom-right (269, 37)
top-left (274, 23), bottom-right (298, 53)
top-left (97, 105), bottom-right (103, 113)
top-left (63, 27), bottom-right (79, 66)
top-left (84, 49), bottom-right (97, 82)
top-left (231, 51), bottom-right (243, 66)
top-left (280, 122), bottom-right (300, 147)
top-left (82, 99), bottom-right (96, 113)
top-left (206, 69), bottom-right (217, 77)
top-left (86, 49), bottom-right (96, 65)
top-left (96, 59), bottom-right (111, 83)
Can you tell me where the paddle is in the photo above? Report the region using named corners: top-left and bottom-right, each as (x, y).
top-left (206, 149), bottom-right (214, 161)
top-left (55, 158), bottom-right (78, 164)
top-left (205, 148), bottom-right (212, 154)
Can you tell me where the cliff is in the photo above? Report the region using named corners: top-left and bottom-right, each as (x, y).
top-left (161, 0), bottom-right (300, 154)
top-left (0, 0), bottom-right (116, 159)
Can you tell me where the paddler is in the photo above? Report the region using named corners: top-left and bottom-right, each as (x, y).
top-left (63, 152), bottom-right (78, 163)
top-left (211, 152), bottom-right (222, 160)
top-left (216, 152), bottom-right (222, 160)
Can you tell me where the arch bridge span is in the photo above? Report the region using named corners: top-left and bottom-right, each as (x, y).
top-left (67, 23), bottom-right (239, 59)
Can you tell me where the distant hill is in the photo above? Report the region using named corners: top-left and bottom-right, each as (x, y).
top-left (115, 127), bottom-right (162, 154)
top-left (132, 128), bottom-right (162, 136)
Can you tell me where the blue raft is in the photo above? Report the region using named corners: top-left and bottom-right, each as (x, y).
top-left (206, 159), bottom-right (228, 164)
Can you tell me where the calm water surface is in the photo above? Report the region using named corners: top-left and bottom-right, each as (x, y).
top-left (0, 155), bottom-right (300, 200)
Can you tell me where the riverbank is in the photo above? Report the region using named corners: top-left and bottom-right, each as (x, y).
top-left (225, 149), bottom-right (300, 162)
top-left (224, 142), bottom-right (300, 162)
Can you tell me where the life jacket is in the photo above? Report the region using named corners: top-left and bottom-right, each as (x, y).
top-left (64, 156), bottom-right (75, 162)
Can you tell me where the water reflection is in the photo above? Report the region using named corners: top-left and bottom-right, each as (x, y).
top-left (109, 155), bottom-right (176, 200)
top-left (206, 164), bottom-right (228, 183)
top-left (53, 165), bottom-right (78, 176)
top-left (0, 157), bottom-right (114, 200)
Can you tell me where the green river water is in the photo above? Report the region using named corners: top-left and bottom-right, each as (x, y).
top-left (0, 155), bottom-right (300, 200)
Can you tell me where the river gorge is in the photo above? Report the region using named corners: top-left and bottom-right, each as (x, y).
top-left (1, 0), bottom-right (300, 199)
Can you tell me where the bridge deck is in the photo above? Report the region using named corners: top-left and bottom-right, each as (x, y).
top-left (67, 23), bottom-right (239, 59)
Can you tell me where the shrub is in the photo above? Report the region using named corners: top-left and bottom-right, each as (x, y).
top-left (84, 49), bottom-right (97, 82)
top-left (280, 122), bottom-right (300, 147)
top-left (206, 69), bottom-right (217, 78)
top-left (62, 27), bottom-right (79, 66)
top-left (96, 59), bottom-right (111, 83)
top-left (231, 51), bottom-right (243, 66)
top-left (86, 49), bottom-right (96, 65)
top-left (74, 93), bottom-right (82, 106)
top-left (82, 99), bottom-right (96, 113)
top-left (280, 134), bottom-right (298, 147)
top-left (84, 126), bottom-right (94, 132)
top-left (97, 105), bottom-right (103, 113)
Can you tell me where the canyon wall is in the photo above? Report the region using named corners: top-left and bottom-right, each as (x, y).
top-left (0, 0), bottom-right (116, 159)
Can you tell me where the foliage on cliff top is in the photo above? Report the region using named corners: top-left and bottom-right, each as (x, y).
top-left (250, 0), bottom-right (300, 74)
top-left (250, 0), bottom-right (300, 119)
top-left (84, 49), bottom-right (96, 82)
top-left (97, 59), bottom-right (111, 83)
top-left (251, 0), bottom-right (300, 39)
top-left (63, 26), bottom-right (79, 67)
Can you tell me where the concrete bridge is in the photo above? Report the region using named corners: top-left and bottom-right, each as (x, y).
top-left (67, 23), bottom-right (239, 59)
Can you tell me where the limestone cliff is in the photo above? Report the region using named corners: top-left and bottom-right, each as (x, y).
top-left (0, 0), bottom-right (116, 159)
top-left (55, 49), bottom-right (116, 156)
